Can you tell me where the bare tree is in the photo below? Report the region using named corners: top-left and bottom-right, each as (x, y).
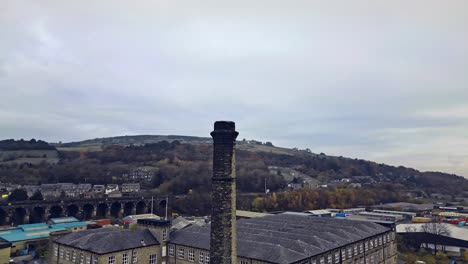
top-left (421, 218), bottom-right (450, 254)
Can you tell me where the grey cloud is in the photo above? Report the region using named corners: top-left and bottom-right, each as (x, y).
top-left (1, 0), bottom-right (467, 176)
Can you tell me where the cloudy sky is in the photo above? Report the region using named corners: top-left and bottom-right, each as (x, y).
top-left (1, 1), bottom-right (467, 176)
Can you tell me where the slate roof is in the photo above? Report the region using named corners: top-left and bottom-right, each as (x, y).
top-left (55, 228), bottom-right (160, 254)
top-left (170, 214), bottom-right (390, 264)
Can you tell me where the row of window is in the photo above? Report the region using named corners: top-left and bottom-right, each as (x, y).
top-left (108, 254), bottom-right (155, 264)
top-left (309, 250), bottom-right (386, 264)
top-left (165, 233), bottom-right (394, 264)
top-left (289, 232), bottom-right (395, 264)
top-left (55, 247), bottom-right (97, 264)
top-left (168, 245), bottom-right (210, 263)
top-left (53, 245), bottom-right (142, 264)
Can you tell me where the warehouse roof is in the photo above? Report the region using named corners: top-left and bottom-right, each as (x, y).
top-left (50, 217), bottom-right (80, 224)
top-left (308, 209), bottom-right (332, 215)
top-left (170, 214), bottom-right (390, 264)
top-left (396, 223), bottom-right (468, 242)
top-left (0, 218), bottom-right (87, 242)
top-left (373, 202), bottom-right (433, 212)
top-left (236, 210), bottom-right (271, 218)
top-left (54, 228), bottom-right (160, 254)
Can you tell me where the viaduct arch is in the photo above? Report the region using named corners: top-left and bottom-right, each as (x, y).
top-left (0, 196), bottom-right (170, 226)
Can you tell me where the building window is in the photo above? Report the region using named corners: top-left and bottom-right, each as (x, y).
top-left (132, 251), bottom-right (138, 263)
top-left (123, 253), bottom-right (129, 264)
top-left (108, 256), bottom-right (116, 264)
top-left (72, 251), bottom-right (76, 262)
top-left (93, 256), bottom-right (98, 264)
top-left (365, 241), bottom-right (368, 251)
top-left (370, 240), bottom-right (374, 249)
top-left (347, 247), bottom-right (352, 258)
top-left (311, 260), bottom-right (317, 264)
top-left (86, 256), bottom-right (91, 264)
top-left (327, 254), bottom-right (332, 264)
top-left (341, 250), bottom-right (346, 260)
top-left (178, 248), bottom-right (185, 259)
top-left (334, 252), bottom-right (339, 263)
top-left (199, 252), bottom-right (205, 263)
top-left (162, 229), bottom-right (167, 241)
top-left (320, 257), bottom-right (325, 264)
top-left (60, 249), bottom-right (64, 259)
top-left (149, 254), bottom-right (157, 264)
top-left (359, 243), bottom-right (363, 253)
top-left (169, 245), bottom-right (174, 256)
top-left (189, 249), bottom-right (195, 262)
top-left (53, 245), bottom-right (58, 257)
top-left (66, 251), bottom-right (70, 261)
top-left (378, 236), bottom-right (382, 246)
top-left (80, 253), bottom-right (84, 264)
top-left (354, 245), bottom-right (358, 255)
top-left (240, 260), bottom-right (248, 264)
top-left (206, 254), bottom-right (210, 263)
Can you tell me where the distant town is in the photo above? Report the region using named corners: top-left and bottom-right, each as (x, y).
top-left (0, 135), bottom-right (467, 264)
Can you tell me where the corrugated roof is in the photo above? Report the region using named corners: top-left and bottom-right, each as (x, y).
top-left (170, 214), bottom-right (390, 264)
top-left (123, 214), bottom-right (160, 221)
top-left (0, 218), bottom-right (87, 242)
top-left (438, 212), bottom-right (468, 218)
top-left (50, 217), bottom-right (80, 224)
top-left (236, 210), bottom-right (271, 218)
top-left (308, 210), bottom-right (331, 215)
top-left (19, 223), bottom-right (49, 231)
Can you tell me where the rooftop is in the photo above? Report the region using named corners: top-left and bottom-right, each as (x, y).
top-left (55, 228), bottom-right (160, 254)
top-left (137, 218), bottom-right (171, 227)
top-left (236, 210), bottom-right (271, 218)
top-left (373, 202), bottom-right (433, 212)
top-left (50, 217), bottom-right (80, 224)
top-left (170, 214), bottom-right (390, 264)
top-left (397, 223), bottom-right (468, 242)
top-left (0, 218), bottom-right (87, 242)
top-left (123, 214), bottom-right (160, 222)
top-left (307, 209), bottom-right (332, 215)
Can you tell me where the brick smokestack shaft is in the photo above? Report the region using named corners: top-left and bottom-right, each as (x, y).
top-left (210, 121), bottom-right (238, 264)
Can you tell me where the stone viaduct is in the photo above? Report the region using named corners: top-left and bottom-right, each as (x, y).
top-left (0, 196), bottom-right (170, 225)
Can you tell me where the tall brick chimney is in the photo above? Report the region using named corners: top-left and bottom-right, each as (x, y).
top-left (210, 121), bottom-right (238, 264)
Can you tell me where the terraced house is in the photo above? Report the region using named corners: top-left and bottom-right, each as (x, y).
top-left (168, 214), bottom-right (397, 264)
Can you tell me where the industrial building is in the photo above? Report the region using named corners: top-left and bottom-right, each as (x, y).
top-left (397, 223), bottom-right (468, 257)
top-left (0, 217), bottom-right (87, 257)
top-left (168, 213), bottom-right (397, 264)
top-left (49, 218), bottom-right (171, 264)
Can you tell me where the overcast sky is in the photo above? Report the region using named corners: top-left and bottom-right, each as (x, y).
top-left (1, 1), bottom-right (468, 177)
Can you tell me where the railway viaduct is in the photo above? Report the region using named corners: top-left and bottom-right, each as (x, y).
top-left (0, 196), bottom-right (170, 225)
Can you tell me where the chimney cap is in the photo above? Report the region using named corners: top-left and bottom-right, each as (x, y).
top-left (213, 121), bottom-right (236, 131)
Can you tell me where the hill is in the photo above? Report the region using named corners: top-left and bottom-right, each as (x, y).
top-left (54, 135), bottom-right (296, 155)
top-left (0, 139), bottom-right (59, 165)
top-left (0, 135), bottom-right (467, 214)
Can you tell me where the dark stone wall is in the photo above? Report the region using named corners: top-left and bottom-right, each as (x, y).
top-left (210, 121), bottom-right (238, 264)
